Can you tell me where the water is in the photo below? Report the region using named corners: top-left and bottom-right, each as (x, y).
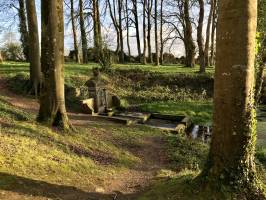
top-left (189, 125), bottom-right (212, 143)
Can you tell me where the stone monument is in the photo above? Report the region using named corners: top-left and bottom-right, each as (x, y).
top-left (81, 68), bottom-right (121, 115)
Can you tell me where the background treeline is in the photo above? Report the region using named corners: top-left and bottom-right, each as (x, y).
top-left (0, 0), bottom-right (218, 72)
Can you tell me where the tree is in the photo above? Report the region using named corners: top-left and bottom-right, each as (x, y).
top-left (197, 0), bottom-right (205, 73)
top-left (38, 0), bottom-right (70, 130)
top-left (143, 0), bottom-right (147, 64)
top-left (92, 0), bottom-right (103, 62)
top-left (147, 0), bottom-right (153, 63)
top-left (204, 0), bottom-right (214, 67)
top-left (159, 0), bottom-right (164, 65)
top-left (117, 0), bottom-right (124, 62)
top-left (125, 0), bottom-right (131, 58)
top-left (183, 0), bottom-right (195, 67)
top-left (201, 0), bottom-right (264, 198)
top-left (18, 0), bottom-right (29, 61)
top-left (132, 0), bottom-right (141, 62)
top-left (255, 0), bottom-right (266, 105)
top-left (154, 0), bottom-right (159, 66)
top-left (70, 0), bottom-right (80, 63)
top-left (209, 0), bottom-right (217, 66)
top-left (107, 0), bottom-right (124, 62)
top-left (79, 0), bottom-right (89, 63)
top-left (25, 0), bottom-right (42, 95)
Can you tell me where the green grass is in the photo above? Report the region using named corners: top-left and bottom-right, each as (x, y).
top-left (0, 95), bottom-right (215, 199)
top-left (0, 61), bottom-right (266, 199)
top-left (139, 101), bottom-right (213, 125)
top-left (0, 61), bottom-right (215, 77)
top-left (112, 63), bottom-right (215, 74)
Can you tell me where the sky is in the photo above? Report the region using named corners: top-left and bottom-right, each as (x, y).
top-left (0, 0), bottom-right (211, 57)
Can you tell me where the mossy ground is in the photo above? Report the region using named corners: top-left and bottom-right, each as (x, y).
top-left (0, 61), bottom-right (265, 199)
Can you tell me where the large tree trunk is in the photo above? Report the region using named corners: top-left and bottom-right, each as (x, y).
top-left (18, 0), bottom-right (30, 62)
top-left (25, 0), bottom-right (42, 95)
top-left (210, 0), bottom-right (217, 66)
top-left (79, 0), bottom-right (89, 63)
top-left (159, 0), bottom-right (163, 65)
top-left (154, 0), bottom-right (159, 66)
top-left (38, 0), bottom-right (70, 130)
top-left (147, 0), bottom-right (153, 63)
top-left (202, 0), bottom-right (264, 197)
top-left (132, 0), bottom-right (141, 63)
top-left (143, 0), bottom-right (147, 64)
top-left (197, 0), bottom-right (205, 73)
top-left (70, 0), bottom-right (80, 63)
top-left (204, 0), bottom-right (213, 67)
top-left (183, 0), bottom-right (195, 68)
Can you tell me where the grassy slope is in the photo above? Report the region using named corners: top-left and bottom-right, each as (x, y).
top-left (0, 93), bottom-right (213, 199)
top-left (0, 62), bottom-right (265, 199)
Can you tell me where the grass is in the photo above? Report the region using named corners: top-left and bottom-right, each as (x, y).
top-left (112, 63), bottom-right (215, 74)
top-left (139, 101), bottom-right (213, 125)
top-left (0, 94), bottom-right (214, 199)
top-left (0, 61), bottom-right (265, 199)
top-left (0, 61), bottom-right (214, 77)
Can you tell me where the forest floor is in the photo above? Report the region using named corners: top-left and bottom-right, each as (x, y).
top-left (0, 62), bottom-right (265, 199)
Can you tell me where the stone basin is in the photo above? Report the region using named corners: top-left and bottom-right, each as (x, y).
top-left (97, 111), bottom-right (191, 134)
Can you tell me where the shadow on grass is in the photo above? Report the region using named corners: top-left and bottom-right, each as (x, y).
top-left (0, 172), bottom-right (137, 200)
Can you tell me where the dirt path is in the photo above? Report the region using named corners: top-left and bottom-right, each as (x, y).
top-left (0, 77), bottom-right (171, 199)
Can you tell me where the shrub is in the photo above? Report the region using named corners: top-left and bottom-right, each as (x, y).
top-left (1, 43), bottom-right (25, 61)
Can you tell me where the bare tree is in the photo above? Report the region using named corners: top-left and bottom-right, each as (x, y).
top-left (70, 0), bottom-right (80, 63)
top-left (147, 0), bottom-right (153, 63)
top-left (132, 0), bottom-right (141, 62)
top-left (25, 0), bottom-right (42, 95)
top-left (93, 0), bottom-right (103, 62)
top-left (18, 0), bottom-right (29, 61)
top-left (210, 0), bottom-right (217, 66)
top-left (154, 0), bottom-right (159, 65)
top-left (159, 0), bottom-right (164, 65)
top-left (204, 0), bottom-right (213, 67)
top-left (143, 0), bottom-right (147, 64)
top-left (79, 0), bottom-right (89, 63)
top-left (197, 0), bottom-right (205, 73)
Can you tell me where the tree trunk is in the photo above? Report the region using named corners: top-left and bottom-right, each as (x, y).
top-left (210, 0), bottom-right (217, 66)
top-left (93, 0), bottom-right (103, 62)
top-left (125, 0), bottom-right (131, 58)
top-left (204, 0), bottom-right (213, 67)
top-left (147, 0), bottom-right (153, 63)
top-left (118, 0), bottom-right (124, 63)
top-left (70, 0), bottom-right (80, 63)
top-left (202, 0), bottom-right (264, 197)
top-left (132, 0), bottom-right (141, 63)
top-left (107, 0), bottom-right (121, 60)
top-left (25, 0), bottom-right (42, 95)
top-left (197, 0), bottom-right (205, 73)
top-left (154, 0), bottom-right (159, 66)
top-left (143, 0), bottom-right (147, 64)
top-left (159, 0), bottom-right (163, 65)
top-left (183, 0), bottom-right (195, 68)
top-left (38, 0), bottom-right (70, 130)
top-left (79, 0), bottom-right (89, 63)
top-left (18, 0), bottom-right (30, 62)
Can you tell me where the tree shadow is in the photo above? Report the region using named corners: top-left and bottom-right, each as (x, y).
top-left (0, 172), bottom-right (137, 200)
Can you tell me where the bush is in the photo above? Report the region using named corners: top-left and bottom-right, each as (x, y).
top-left (1, 43), bottom-right (25, 61)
